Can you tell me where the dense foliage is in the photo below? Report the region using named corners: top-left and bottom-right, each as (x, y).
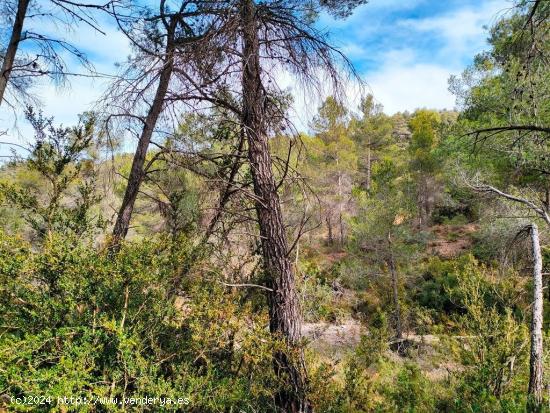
top-left (0, 0), bottom-right (549, 412)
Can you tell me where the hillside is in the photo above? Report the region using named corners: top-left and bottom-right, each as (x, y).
top-left (0, 0), bottom-right (549, 412)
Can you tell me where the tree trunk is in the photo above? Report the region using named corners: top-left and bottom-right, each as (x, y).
top-left (528, 223), bottom-right (544, 411)
top-left (240, 1), bottom-right (310, 411)
top-left (110, 40), bottom-right (175, 249)
top-left (425, 176), bottom-right (434, 222)
top-left (417, 186), bottom-right (425, 227)
top-left (387, 231), bottom-right (402, 340)
top-left (364, 141), bottom-right (371, 191)
top-left (418, 176), bottom-right (430, 228)
top-left (339, 212), bottom-right (344, 246)
top-left (0, 0), bottom-right (30, 105)
top-left (326, 214), bottom-right (333, 245)
top-left (337, 162), bottom-right (344, 245)
top-left (295, 238), bottom-right (300, 268)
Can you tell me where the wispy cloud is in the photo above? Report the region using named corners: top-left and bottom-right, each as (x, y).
top-left (366, 56), bottom-right (456, 114)
top-left (396, 0), bottom-right (511, 65)
top-left (0, 11), bottom-right (131, 155)
top-left (1, 0), bottom-right (513, 156)
top-left (318, 0), bottom-right (512, 114)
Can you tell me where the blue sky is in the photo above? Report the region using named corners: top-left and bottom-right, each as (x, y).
top-left (0, 0), bottom-right (513, 153)
top-left (314, 0), bottom-right (512, 113)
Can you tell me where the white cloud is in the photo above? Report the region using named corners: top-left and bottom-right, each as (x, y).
top-left (340, 43), bottom-right (368, 60)
top-left (276, 47), bottom-right (457, 117)
top-left (357, 0), bottom-right (513, 114)
top-left (398, 0), bottom-right (512, 63)
top-left (366, 61), bottom-right (455, 114)
top-left (410, 0), bottom-right (509, 37)
top-left (317, 0), bottom-right (427, 31)
top-left (0, 79), bottom-right (102, 156)
top-left (0, 0), bottom-right (514, 153)
top-left (21, 3), bottom-right (131, 66)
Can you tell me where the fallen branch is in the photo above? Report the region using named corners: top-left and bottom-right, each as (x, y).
top-left (218, 281), bottom-right (273, 292)
top-left (469, 183), bottom-right (550, 227)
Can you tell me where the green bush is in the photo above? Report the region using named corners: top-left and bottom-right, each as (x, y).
top-left (382, 363), bottom-right (436, 413)
top-left (0, 231), bottom-right (284, 412)
top-left (413, 256), bottom-right (463, 322)
top-left (443, 259), bottom-right (530, 413)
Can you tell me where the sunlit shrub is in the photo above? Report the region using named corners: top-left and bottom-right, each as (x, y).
top-left (0, 231), bottom-right (284, 412)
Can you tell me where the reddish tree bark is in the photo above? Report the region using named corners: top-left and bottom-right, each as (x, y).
top-left (240, 1), bottom-right (310, 411)
top-left (111, 25), bottom-right (176, 248)
top-left (0, 0), bottom-right (30, 105)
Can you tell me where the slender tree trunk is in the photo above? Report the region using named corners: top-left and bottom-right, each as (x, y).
top-left (110, 40), bottom-right (175, 249)
top-left (387, 231), bottom-right (402, 340)
top-left (326, 215), bottom-right (333, 245)
top-left (418, 175), bottom-right (430, 228)
top-left (528, 223), bottom-right (544, 411)
top-left (0, 0), bottom-right (30, 105)
top-left (364, 141), bottom-right (371, 191)
top-left (417, 186), bottom-right (425, 227)
top-left (425, 176), bottom-right (434, 222)
top-left (295, 238), bottom-right (299, 268)
top-left (337, 163), bottom-right (344, 245)
top-left (339, 212), bottom-right (344, 246)
top-left (240, 1), bottom-right (310, 411)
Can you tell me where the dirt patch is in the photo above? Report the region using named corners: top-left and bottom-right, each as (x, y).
top-left (428, 224), bottom-right (478, 258)
top-left (304, 324), bottom-right (462, 382)
top-left (302, 319), bottom-right (363, 360)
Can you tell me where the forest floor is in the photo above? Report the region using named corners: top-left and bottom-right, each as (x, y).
top-left (303, 320), bottom-right (462, 381)
top-left (302, 222), bottom-right (478, 382)
top-left (302, 319), bottom-right (363, 360)
top-left (428, 223), bottom-right (478, 258)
